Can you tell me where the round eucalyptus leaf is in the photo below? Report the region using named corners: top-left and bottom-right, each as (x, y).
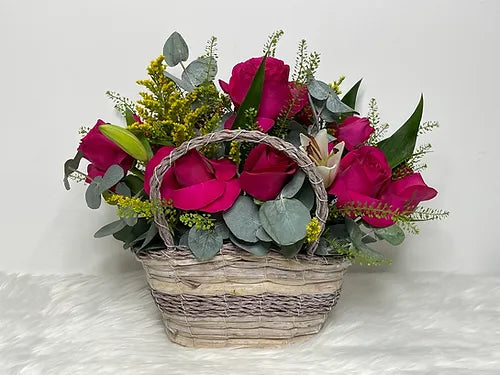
top-left (280, 171), bottom-right (305, 199)
top-left (100, 165), bottom-right (124, 192)
top-left (374, 224), bottom-right (405, 246)
top-left (214, 221), bottom-right (230, 239)
top-left (259, 198), bottom-right (310, 246)
top-left (181, 57), bottom-right (217, 86)
top-left (85, 181), bottom-right (102, 209)
top-left (163, 31), bottom-right (189, 67)
top-left (229, 234), bottom-right (270, 257)
top-left (256, 227), bottom-right (273, 242)
top-left (279, 240), bottom-right (304, 258)
top-left (188, 227), bottom-right (223, 261)
top-left (325, 95), bottom-right (354, 114)
top-left (294, 181), bottom-right (315, 210)
top-left (94, 219), bottom-right (126, 238)
top-left (308, 80), bottom-right (332, 100)
top-left (223, 195), bottom-right (261, 243)
top-left (178, 231), bottom-right (190, 249)
top-left (164, 71), bottom-right (194, 92)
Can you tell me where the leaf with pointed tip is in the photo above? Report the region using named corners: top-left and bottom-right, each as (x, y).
top-left (187, 227), bottom-right (223, 261)
top-left (94, 219), bottom-right (127, 238)
top-left (232, 56), bottom-right (266, 129)
top-left (115, 182), bottom-right (131, 197)
top-left (182, 57), bottom-right (217, 86)
top-left (63, 150), bottom-right (83, 190)
top-left (163, 31), bottom-right (189, 67)
top-left (164, 71), bottom-right (194, 92)
top-left (123, 175), bottom-right (144, 196)
top-left (280, 171), bottom-right (305, 199)
top-left (122, 215), bottom-right (138, 227)
top-left (341, 79), bottom-right (362, 110)
top-left (326, 95), bottom-right (355, 114)
top-left (229, 234), bottom-right (270, 256)
top-left (124, 108), bottom-right (136, 126)
top-left (377, 95), bottom-right (424, 168)
top-left (140, 222), bottom-right (158, 249)
top-left (345, 218), bottom-right (385, 262)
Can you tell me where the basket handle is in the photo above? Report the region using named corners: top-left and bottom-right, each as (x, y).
top-left (149, 129), bottom-right (329, 256)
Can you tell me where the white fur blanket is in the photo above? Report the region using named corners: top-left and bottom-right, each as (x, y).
top-left (1, 271), bottom-right (499, 374)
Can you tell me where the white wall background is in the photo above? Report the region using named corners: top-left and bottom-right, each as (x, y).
top-left (0, 0), bottom-right (498, 275)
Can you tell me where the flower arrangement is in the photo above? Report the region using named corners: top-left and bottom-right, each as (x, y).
top-left (64, 31), bottom-right (448, 266)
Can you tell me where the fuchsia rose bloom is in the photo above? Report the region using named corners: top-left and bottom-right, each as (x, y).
top-left (144, 147), bottom-right (240, 213)
top-left (333, 116), bottom-right (374, 151)
top-left (329, 146), bottom-right (437, 227)
top-left (220, 57), bottom-right (307, 132)
top-left (78, 119), bottom-right (134, 181)
top-left (239, 144), bottom-right (298, 201)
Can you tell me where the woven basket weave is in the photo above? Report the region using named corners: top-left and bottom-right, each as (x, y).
top-left (136, 129), bottom-right (350, 348)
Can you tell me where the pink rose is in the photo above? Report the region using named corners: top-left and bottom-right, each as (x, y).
top-left (239, 144), bottom-right (298, 201)
top-left (220, 57), bottom-right (307, 132)
top-left (333, 116), bottom-right (374, 151)
top-left (144, 147), bottom-right (240, 213)
top-left (380, 173), bottom-right (438, 212)
top-left (78, 119), bottom-right (134, 182)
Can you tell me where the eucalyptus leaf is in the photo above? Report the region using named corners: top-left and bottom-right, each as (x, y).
top-left (232, 56), bottom-right (266, 129)
top-left (377, 95), bottom-right (424, 168)
top-left (295, 181), bottom-right (314, 210)
top-left (259, 198), bottom-right (310, 246)
top-left (345, 218), bottom-right (386, 262)
top-left (223, 196), bottom-right (261, 243)
top-left (308, 80), bottom-right (332, 100)
top-left (181, 57), bottom-right (217, 86)
top-left (280, 171), bottom-right (305, 199)
top-left (229, 234), bottom-right (270, 257)
top-left (94, 219), bottom-right (127, 238)
top-left (164, 71), bottom-right (194, 92)
top-left (100, 165), bottom-right (124, 192)
top-left (256, 227), bottom-right (273, 242)
top-left (326, 95), bottom-right (355, 114)
top-left (163, 31), bottom-right (189, 67)
top-left (179, 231), bottom-right (190, 249)
top-left (123, 175), bottom-right (144, 196)
top-left (122, 215), bottom-right (138, 227)
top-left (115, 182), bottom-right (131, 197)
top-left (341, 79), bottom-right (362, 110)
top-left (63, 150), bottom-right (83, 190)
top-left (362, 235), bottom-right (378, 244)
top-left (280, 240), bottom-right (304, 258)
top-left (85, 179), bottom-right (102, 209)
top-left (187, 227), bottom-right (223, 261)
top-left (374, 224), bottom-right (405, 245)
top-left (214, 221), bottom-right (230, 239)
top-left (140, 222), bottom-right (158, 249)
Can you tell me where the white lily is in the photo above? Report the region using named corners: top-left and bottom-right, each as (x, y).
top-left (300, 129), bottom-right (345, 188)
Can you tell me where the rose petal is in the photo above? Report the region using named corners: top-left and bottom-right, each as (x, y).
top-left (348, 191), bottom-right (396, 228)
top-left (256, 117), bottom-right (275, 133)
top-left (208, 158), bottom-right (237, 181)
top-left (219, 79), bottom-right (230, 94)
top-left (169, 180), bottom-right (225, 211)
top-left (174, 150), bottom-right (214, 186)
top-left (240, 171), bottom-right (291, 201)
top-left (144, 146), bottom-right (175, 195)
top-left (201, 178), bottom-right (241, 213)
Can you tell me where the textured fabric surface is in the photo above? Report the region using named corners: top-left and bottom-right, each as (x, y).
top-left (0, 271), bottom-right (499, 374)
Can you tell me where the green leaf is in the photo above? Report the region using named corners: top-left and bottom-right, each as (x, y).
top-left (164, 71), bottom-right (194, 92)
top-left (232, 56), bottom-right (266, 129)
top-left (113, 219), bottom-right (149, 248)
top-left (223, 195), bottom-right (261, 243)
top-left (187, 227), bottom-right (223, 261)
top-left (100, 165), bottom-right (124, 192)
top-left (99, 124), bottom-right (148, 161)
top-left (123, 175), bottom-right (144, 196)
top-left (63, 150), bottom-right (83, 190)
top-left (280, 171), bottom-right (305, 198)
top-left (326, 95), bottom-right (354, 114)
top-left (94, 219), bottom-right (126, 238)
top-left (280, 240), bottom-right (304, 258)
top-left (259, 198), bottom-right (311, 246)
top-left (115, 182), bottom-right (131, 197)
top-left (179, 230), bottom-right (189, 248)
top-left (377, 95), bottom-right (424, 168)
top-left (140, 222), bottom-right (158, 250)
top-left (341, 79), bottom-right (362, 109)
top-left (163, 31), bottom-right (189, 67)
top-left (229, 234), bottom-right (270, 257)
top-left (137, 134), bottom-right (153, 160)
top-left (345, 218), bottom-right (386, 263)
top-left (374, 224), bottom-right (405, 245)
top-left (308, 80), bottom-right (331, 100)
top-left (256, 226), bottom-right (273, 242)
top-left (294, 181), bottom-right (314, 210)
top-left (85, 177), bottom-right (102, 209)
top-left (122, 215), bottom-right (138, 227)
top-left (124, 108), bottom-right (136, 126)
top-left (182, 57), bottom-right (217, 86)
top-left (214, 221), bottom-right (230, 239)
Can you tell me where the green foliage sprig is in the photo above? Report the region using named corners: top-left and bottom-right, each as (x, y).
top-left (180, 212), bottom-right (216, 230)
top-left (367, 98), bottom-right (390, 144)
top-left (263, 30), bottom-right (284, 57)
top-left (292, 39), bottom-right (321, 84)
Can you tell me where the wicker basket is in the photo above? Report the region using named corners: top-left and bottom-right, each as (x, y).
top-left (136, 129), bottom-right (350, 348)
